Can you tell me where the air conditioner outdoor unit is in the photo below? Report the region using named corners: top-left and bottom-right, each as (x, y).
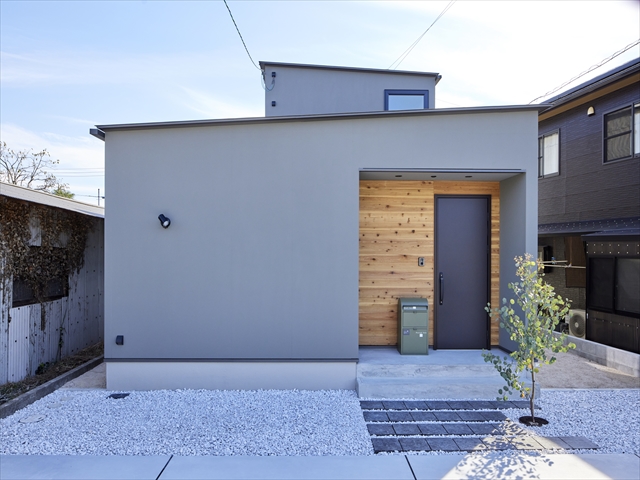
top-left (566, 309), bottom-right (586, 339)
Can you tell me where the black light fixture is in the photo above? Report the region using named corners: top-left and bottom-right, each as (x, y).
top-left (158, 214), bottom-right (171, 228)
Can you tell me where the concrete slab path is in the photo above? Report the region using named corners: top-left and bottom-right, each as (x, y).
top-left (2, 454), bottom-right (639, 480)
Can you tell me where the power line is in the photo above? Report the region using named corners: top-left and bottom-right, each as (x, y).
top-left (223, 0), bottom-right (260, 71)
top-left (529, 39), bottom-right (640, 104)
top-left (388, 1), bottom-right (456, 70)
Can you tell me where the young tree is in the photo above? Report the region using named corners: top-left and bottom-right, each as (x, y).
top-left (483, 254), bottom-right (575, 425)
top-left (0, 141), bottom-right (61, 192)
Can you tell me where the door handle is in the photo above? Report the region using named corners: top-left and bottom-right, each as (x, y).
top-left (439, 272), bottom-right (444, 305)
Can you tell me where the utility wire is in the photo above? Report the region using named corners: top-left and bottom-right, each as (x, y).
top-left (388, 1), bottom-right (456, 70)
top-left (529, 39), bottom-right (640, 104)
top-left (223, 0), bottom-right (260, 71)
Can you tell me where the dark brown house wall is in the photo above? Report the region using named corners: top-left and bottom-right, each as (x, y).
top-left (538, 83), bottom-right (640, 225)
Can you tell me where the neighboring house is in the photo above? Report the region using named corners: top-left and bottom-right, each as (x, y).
top-left (91, 61), bottom-right (543, 391)
top-left (538, 58), bottom-right (640, 354)
top-left (0, 182), bottom-right (104, 384)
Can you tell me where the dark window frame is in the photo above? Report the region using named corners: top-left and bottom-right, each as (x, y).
top-left (538, 129), bottom-right (560, 178)
top-left (384, 89), bottom-right (430, 111)
top-left (603, 101), bottom-right (640, 164)
top-left (587, 254), bottom-right (640, 319)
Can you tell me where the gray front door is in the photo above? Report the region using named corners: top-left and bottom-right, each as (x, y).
top-left (435, 196), bottom-right (490, 349)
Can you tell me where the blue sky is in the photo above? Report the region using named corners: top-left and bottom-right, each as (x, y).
top-left (1, 0), bottom-right (639, 205)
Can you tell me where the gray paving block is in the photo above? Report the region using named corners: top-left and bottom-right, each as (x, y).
top-left (403, 401), bottom-right (427, 410)
top-left (443, 424), bottom-right (474, 435)
top-left (534, 436), bottom-right (571, 450)
top-left (510, 436), bottom-right (545, 450)
top-left (0, 455), bottom-right (170, 480)
top-left (367, 423), bottom-right (395, 436)
top-left (454, 438), bottom-right (487, 451)
top-left (418, 424), bottom-right (447, 435)
top-left (363, 411), bottom-right (389, 422)
top-left (425, 401), bottom-right (450, 410)
top-left (446, 401), bottom-right (472, 410)
top-left (491, 400), bottom-right (516, 409)
top-left (480, 411), bottom-right (507, 421)
top-left (161, 455), bottom-right (415, 479)
top-left (434, 411), bottom-right (461, 421)
top-left (457, 411), bottom-right (486, 422)
top-left (427, 438), bottom-right (460, 451)
top-left (468, 400), bottom-right (494, 410)
top-left (558, 436), bottom-right (599, 449)
top-left (468, 423), bottom-right (501, 435)
top-left (399, 437), bottom-right (431, 452)
top-left (387, 411), bottom-right (414, 422)
top-left (371, 438), bottom-right (403, 454)
top-left (410, 411), bottom-right (437, 422)
top-left (393, 423), bottom-right (422, 436)
top-left (382, 400), bottom-right (406, 410)
top-left (360, 401), bottom-right (384, 410)
top-left (511, 400), bottom-right (539, 409)
top-left (501, 421), bottom-right (528, 435)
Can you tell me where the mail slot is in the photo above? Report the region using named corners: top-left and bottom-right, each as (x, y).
top-left (397, 298), bottom-right (429, 355)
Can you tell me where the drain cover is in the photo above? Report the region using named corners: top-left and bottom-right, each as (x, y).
top-left (108, 393), bottom-right (130, 399)
top-left (20, 414), bottom-right (46, 424)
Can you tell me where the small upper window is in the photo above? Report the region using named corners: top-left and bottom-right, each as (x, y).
top-left (385, 90), bottom-right (429, 111)
top-left (604, 103), bottom-right (640, 163)
top-left (538, 131), bottom-right (559, 178)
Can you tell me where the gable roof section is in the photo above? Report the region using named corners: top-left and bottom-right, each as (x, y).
top-left (0, 182), bottom-right (104, 218)
top-left (539, 58), bottom-right (640, 121)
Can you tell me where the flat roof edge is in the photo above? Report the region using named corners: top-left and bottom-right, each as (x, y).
top-left (95, 104), bottom-right (548, 132)
top-left (258, 60), bottom-right (440, 78)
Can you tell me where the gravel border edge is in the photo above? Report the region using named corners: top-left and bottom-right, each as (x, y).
top-left (0, 355), bottom-right (104, 419)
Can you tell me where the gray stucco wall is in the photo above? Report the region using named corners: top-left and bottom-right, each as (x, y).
top-left (262, 64), bottom-right (437, 116)
top-left (103, 109), bottom-right (538, 362)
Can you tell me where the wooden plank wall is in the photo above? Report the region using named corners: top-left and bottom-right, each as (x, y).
top-left (359, 180), bottom-right (500, 346)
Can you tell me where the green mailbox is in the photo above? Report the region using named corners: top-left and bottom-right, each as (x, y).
top-left (397, 298), bottom-right (429, 355)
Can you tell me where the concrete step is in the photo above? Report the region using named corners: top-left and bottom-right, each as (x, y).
top-left (356, 363), bottom-right (537, 400)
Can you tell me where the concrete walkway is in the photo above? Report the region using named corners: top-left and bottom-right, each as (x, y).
top-left (2, 453), bottom-right (639, 479)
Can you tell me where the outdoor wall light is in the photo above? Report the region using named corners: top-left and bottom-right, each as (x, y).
top-left (587, 106), bottom-right (595, 116)
top-left (158, 214), bottom-right (171, 228)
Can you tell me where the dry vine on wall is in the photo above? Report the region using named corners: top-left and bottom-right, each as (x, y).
top-left (0, 196), bottom-right (93, 331)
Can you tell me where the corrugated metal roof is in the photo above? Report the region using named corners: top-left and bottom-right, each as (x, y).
top-left (0, 182), bottom-right (104, 218)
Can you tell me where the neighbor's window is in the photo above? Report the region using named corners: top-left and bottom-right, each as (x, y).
top-left (538, 131), bottom-right (559, 177)
top-left (588, 256), bottom-right (640, 316)
top-left (604, 103), bottom-right (640, 163)
top-left (12, 276), bottom-right (68, 308)
top-left (385, 90), bottom-right (429, 111)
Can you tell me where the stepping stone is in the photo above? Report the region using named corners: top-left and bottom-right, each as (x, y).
top-left (382, 400), bottom-right (406, 410)
top-left (371, 438), bottom-right (401, 453)
top-left (387, 411), bottom-right (414, 422)
top-left (534, 436), bottom-right (571, 450)
top-left (363, 411), bottom-right (389, 422)
top-left (399, 438), bottom-right (430, 452)
top-left (558, 436), bottom-right (599, 449)
top-left (393, 424), bottom-right (422, 436)
top-left (510, 436), bottom-right (545, 450)
top-left (457, 411), bottom-right (486, 422)
top-left (403, 401), bottom-right (427, 410)
top-left (427, 438), bottom-right (460, 451)
top-left (491, 401), bottom-right (516, 409)
top-left (454, 438), bottom-right (487, 451)
top-left (481, 436), bottom-right (514, 450)
top-left (426, 401), bottom-right (450, 410)
top-left (468, 400), bottom-right (494, 410)
top-left (447, 401), bottom-right (472, 410)
top-left (480, 411), bottom-right (507, 421)
top-left (418, 424), bottom-right (447, 435)
top-left (360, 401), bottom-right (384, 410)
top-left (443, 424), bottom-right (474, 435)
top-left (367, 424), bottom-right (395, 436)
top-left (501, 421), bottom-right (528, 436)
top-left (434, 411), bottom-right (461, 421)
top-left (511, 400), bottom-right (539, 409)
top-left (469, 423), bottom-right (501, 435)
top-left (411, 411), bottom-right (437, 422)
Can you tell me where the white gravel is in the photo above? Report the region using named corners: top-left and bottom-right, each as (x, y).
top-left (0, 389), bottom-right (373, 456)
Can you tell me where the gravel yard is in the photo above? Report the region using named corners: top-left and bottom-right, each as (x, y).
top-left (0, 388), bottom-right (637, 456)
